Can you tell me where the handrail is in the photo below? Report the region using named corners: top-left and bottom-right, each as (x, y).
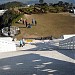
top-left (59, 36), bottom-right (75, 50)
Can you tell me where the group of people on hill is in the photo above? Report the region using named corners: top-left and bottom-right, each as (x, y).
top-left (20, 18), bottom-right (37, 28)
top-left (18, 18), bottom-right (37, 47)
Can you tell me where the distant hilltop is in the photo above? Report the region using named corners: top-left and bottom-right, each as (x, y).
top-left (0, 0), bottom-right (75, 9)
top-left (0, 1), bottom-right (26, 9)
top-left (0, 0), bottom-right (75, 5)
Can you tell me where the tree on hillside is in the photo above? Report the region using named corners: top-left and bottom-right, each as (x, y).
top-left (39, 0), bottom-right (44, 4)
top-left (0, 1), bottom-right (25, 9)
top-left (41, 3), bottom-right (49, 13)
top-left (58, 1), bottom-right (63, 6)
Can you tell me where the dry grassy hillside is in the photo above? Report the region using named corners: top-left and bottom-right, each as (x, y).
top-left (15, 13), bottom-right (75, 39)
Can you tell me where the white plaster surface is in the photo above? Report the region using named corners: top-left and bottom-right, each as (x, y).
top-left (0, 37), bottom-right (16, 52)
top-left (63, 34), bottom-right (75, 39)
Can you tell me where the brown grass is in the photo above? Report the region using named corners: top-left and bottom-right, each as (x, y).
top-left (13, 12), bottom-right (75, 40)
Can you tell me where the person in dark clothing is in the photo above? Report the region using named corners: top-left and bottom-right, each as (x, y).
top-left (23, 20), bottom-right (24, 24)
top-left (25, 19), bottom-right (28, 27)
top-left (35, 20), bottom-right (37, 25)
top-left (27, 23), bottom-right (32, 28)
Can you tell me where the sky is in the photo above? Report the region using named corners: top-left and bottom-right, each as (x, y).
top-left (0, 0), bottom-right (75, 4)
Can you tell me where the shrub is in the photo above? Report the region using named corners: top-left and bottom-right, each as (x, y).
top-left (1, 9), bottom-right (23, 28)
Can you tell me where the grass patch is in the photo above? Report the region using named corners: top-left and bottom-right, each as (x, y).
top-left (13, 12), bottom-right (75, 40)
top-left (12, 13), bottom-right (24, 24)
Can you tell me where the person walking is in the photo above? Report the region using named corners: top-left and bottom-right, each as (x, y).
top-left (20, 39), bottom-right (23, 47)
top-left (22, 38), bottom-right (25, 46)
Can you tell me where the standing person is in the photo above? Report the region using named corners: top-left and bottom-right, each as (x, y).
top-left (25, 19), bottom-right (28, 27)
top-left (32, 18), bottom-right (37, 25)
top-left (20, 39), bottom-right (23, 47)
top-left (24, 19), bottom-right (25, 24)
top-left (23, 19), bottom-right (24, 24)
top-left (32, 18), bottom-right (35, 25)
top-left (22, 38), bottom-right (25, 46)
top-left (35, 20), bottom-right (37, 25)
top-left (32, 19), bottom-right (33, 25)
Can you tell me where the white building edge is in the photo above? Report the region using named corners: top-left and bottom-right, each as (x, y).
top-left (0, 9), bottom-right (7, 15)
top-left (74, 9), bottom-right (75, 14)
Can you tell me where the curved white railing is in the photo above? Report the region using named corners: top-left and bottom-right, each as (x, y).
top-left (59, 36), bottom-right (75, 50)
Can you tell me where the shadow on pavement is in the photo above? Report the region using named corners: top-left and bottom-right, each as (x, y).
top-left (20, 42), bottom-right (75, 60)
top-left (22, 42), bottom-right (59, 51)
top-left (0, 53), bottom-right (74, 75)
top-left (57, 50), bottom-right (75, 60)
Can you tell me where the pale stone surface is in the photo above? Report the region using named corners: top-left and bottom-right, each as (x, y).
top-left (0, 38), bottom-right (75, 75)
top-left (0, 37), bottom-right (16, 52)
top-left (0, 50), bottom-right (75, 75)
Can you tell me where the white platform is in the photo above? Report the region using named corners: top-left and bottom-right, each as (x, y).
top-left (0, 37), bottom-right (16, 52)
top-left (63, 34), bottom-right (75, 39)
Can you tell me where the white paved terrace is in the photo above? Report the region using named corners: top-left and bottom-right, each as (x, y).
top-left (0, 39), bottom-right (75, 75)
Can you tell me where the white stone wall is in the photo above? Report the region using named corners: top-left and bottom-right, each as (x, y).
top-left (74, 9), bottom-right (75, 14)
top-left (0, 38), bottom-right (16, 52)
top-left (0, 37), bottom-right (13, 41)
top-left (63, 34), bottom-right (75, 39)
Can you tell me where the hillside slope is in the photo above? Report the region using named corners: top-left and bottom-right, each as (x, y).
top-left (15, 13), bottom-right (75, 39)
